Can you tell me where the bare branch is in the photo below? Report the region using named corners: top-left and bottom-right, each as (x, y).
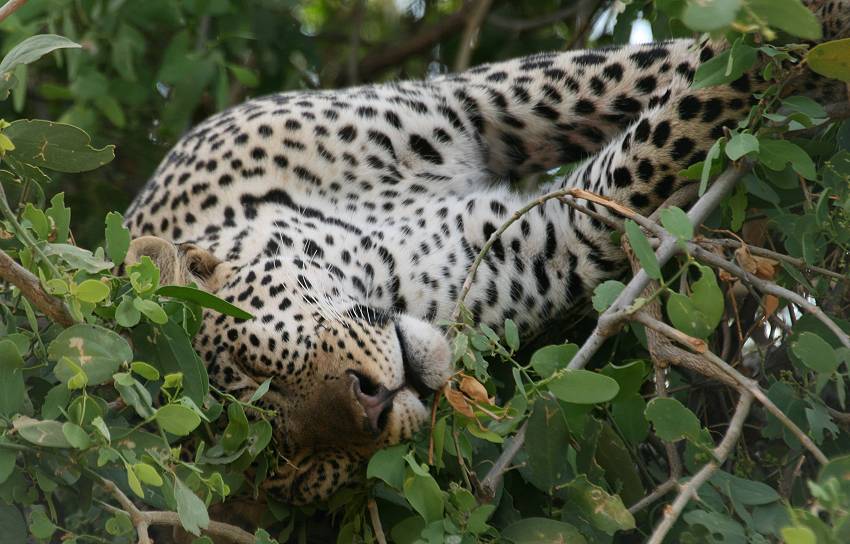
top-left (699, 238), bottom-right (846, 281)
top-left (98, 476), bottom-right (255, 544)
top-left (568, 162), bottom-right (752, 371)
top-left (476, 420), bottom-right (528, 502)
top-left (0, 249), bottom-right (75, 327)
top-left (0, 0), bottom-right (27, 23)
top-left (488, 5), bottom-right (581, 32)
top-left (647, 392), bottom-right (753, 544)
top-left (455, 0), bottom-right (495, 71)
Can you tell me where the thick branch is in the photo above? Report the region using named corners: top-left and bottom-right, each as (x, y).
top-left (454, 0), bottom-right (494, 71)
top-left (647, 392), bottom-right (753, 544)
top-left (98, 477), bottom-right (254, 544)
top-left (350, 2), bottom-right (475, 83)
top-left (0, 249), bottom-right (74, 327)
top-left (487, 5), bottom-right (580, 32)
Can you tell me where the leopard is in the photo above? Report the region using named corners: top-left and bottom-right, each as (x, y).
top-left (123, 1), bottom-right (849, 505)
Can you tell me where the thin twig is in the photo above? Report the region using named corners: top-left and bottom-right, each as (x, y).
top-left (0, 0), bottom-right (27, 24)
top-left (691, 245), bottom-right (850, 351)
top-left (647, 392), bottom-right (753, 544)
top-left (98, 476), bottom-right (254, 544)
top-left (476, 420), bottom-right (528, 502)
top-left (367, 498), bottom-right (388, 544)
top-left (700, 238), bottom-right (846, 281)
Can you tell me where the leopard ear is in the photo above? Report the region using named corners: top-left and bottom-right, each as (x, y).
top-left (125, 236), bottom-right (232, 291)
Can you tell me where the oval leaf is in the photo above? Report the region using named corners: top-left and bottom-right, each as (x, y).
top-left (548, 370), bottom-right (620, 404)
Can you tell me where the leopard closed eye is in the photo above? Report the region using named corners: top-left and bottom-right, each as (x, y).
top-left (123, 0), bottom-right (849, 505)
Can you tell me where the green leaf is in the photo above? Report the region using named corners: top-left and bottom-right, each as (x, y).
top-left (791, 332), bottom-right (839, 373)
top-left (710, 470), bottom-right (780, 505)
top-left (645, 397), bottom-right (701, 442)
top-left (504, 318), bottom-right (520, 351)
top-left (682, 0), bottom-right (741, 31)
top-left (28, 508), bottom-right (56, 540)
top-left (126, 463), bottom-right (144, 498)
top-left (666, 265), bottom-right (724, 338)
top-left (45, 193), bottom-right (71, 244)
top-left (61, 422), bottom-right (91, 450)
top-left (131, 361), bottom-right (160, 381)
top-left (247, 419), bottom-right (273, 457)
top-left (133, 462), bottom-right (163, 487)
top-left (367, 444), bottom-right (408, 490)
top-left (748, 0), bottom-right (822, 39)
top-left (174, 476), bottom-right (210, 536)
top-left (134, 298), bottom-right (168, 324)
top-left (660, 206), bottom-right (693, 240)
top-left (692, 44), bottom-right (757, 89)
top-left (522, 397), bottom-right (572, 493)
top-left (128, 256), bottom-right (160, 295)
top-left (780, 526), bottom-right (816, 544)
top-left (625, 220), bottom-right (660, 279)
top-left (530, 344), bottom-right (577, 378)
top-left (403, 472), bottom-right (444, 523)
top-left (115, 296), bottom-right (141, 327)
top-left (699, 138), bottom-right (725, 194)
top-left (249, 378), bottom-right (272, 403)
top-left (222, 402), bottom-right (249, 452)
top-left (156, 404), bottom-right (201, 436)
top-left (48, 324), bottom-right (133, 386)
top-left (74, 279), bottom-right (110, 303)
top-left (563, 475), bottom-right (636, 535)
top-left (0, 35), bottom-right (80, 99)
top-left (612, 394), bottom-right (649, 444)
top-left (502, 519), bottom-right (587, 544)
top-left (4, 120), bottom-right (115, 172)
top-left (0, 449), bottom-right (16, 485)
top-left (758, 139), bottom-right (817, 180)
top-left (807, 38), bottom-right (850, 82)
top-left (43, 243), bottom-right (113, 273)
top-left (105, 212), bottom-right (131, 265)
top-left (12, 416), bottom-right (72, 448)
top-left (592, 280), bottom-right (625, 312)
top-left (0, 506), bottom-right (26, 543)
top-left (726, 133), bottom-right (759, 160)
top-left (548, 370), bottom-right (620, 405)
top-left (156, 285), bottom-right (253, 320)
top-left (0, 340), bottom-right (27, 417)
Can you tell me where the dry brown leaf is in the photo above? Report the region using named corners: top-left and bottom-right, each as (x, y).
top-left (763, 294), bottom-right (780, 317)
top-left (735, 246), bottom-right (758, 274)
top-left (443, 385), bottom-right (474, 418)
top-left (752, 255), bottom-right (778, 280)
top-left (459, 374), bottom-right (490, 405)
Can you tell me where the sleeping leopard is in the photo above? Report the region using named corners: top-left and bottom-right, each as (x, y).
top-left (124, 1), bottom-right (849, 505)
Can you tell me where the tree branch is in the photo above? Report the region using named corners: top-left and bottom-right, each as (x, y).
top-left (647, 391), bottom-right (753, 544)
top-left (0, 248), bottom-right (74, 327)
top-left (476, 420), bottom-right (527, 502)
top-left (98, 477), bottom-right (255, 544)
top-left (0, 0), bottom-right (27, 24)
top-left (487, 5), bottom-right (581, 32)
top-left (454, 0), bottom-right (494, 71)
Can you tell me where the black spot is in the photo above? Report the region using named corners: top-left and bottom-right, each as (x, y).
top-left (602, 63), bottom-right (624, 81)
top-left (629, 193), bottom-right (650, 208)
top-left (636, 75), bottom-right (656, 94)
top-left (574, 99), bottom-right (595, 115)
top-left (629, 47), bottom-right (668, 68)
top-left (590, 77), bottom-right (606, 96)
top-left (409, 135), bottom-right (443, 164)
top-left (634, 119), bottom-right (651, 143)
top-left (338, 125), bottom-right (357, 142)
top-left (654, 174), bottom-right (676, 199)
top-left (612, 167), bottom-right (633, 188)
top-left (533, 102), bottom-right (560, 120)
top-left (671, 137), bottom-right (695, 161)
top-left (701, 97), bottom-right (724, 122)
top-left (651, 121), bottom-right (671, 148)
top-left (575, 53), bottom-right (607, 65)
top-left (678, 95), bottom-right (702, 120)
top-left (637, 159), bottom-right (654, 182)
top-left (613, 95), bottom-right (641, 114)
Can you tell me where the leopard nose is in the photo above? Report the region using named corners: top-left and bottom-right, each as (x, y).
top-left (348, 371), bottom-right (396, 435)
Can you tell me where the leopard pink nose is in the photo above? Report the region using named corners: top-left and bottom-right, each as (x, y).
top-left (349, 372), bottom-right (396, 435)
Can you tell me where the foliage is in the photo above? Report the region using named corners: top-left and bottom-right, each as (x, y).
top-left (1, 0), bottom-right (850, 543)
